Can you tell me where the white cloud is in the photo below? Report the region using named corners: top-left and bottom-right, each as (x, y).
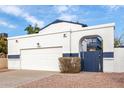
top-left (0, 6), bottom-right (44, 27)
top-left (0, 20), bottom-right (16, 28)
top-left (59, 13), bottom-right (77, 21)
top-left (108, 5), bottom-right (120, 10)
top-left (0, 6), bottom-right (22, 16)
top-left (103, 5), bottom-right (124, 11)
top-left (54, 5), bottom-right (78, 21)
top-left (9, 25), bottom-right (16, 29)
top-left (54, 5), bottom-right (69, 13)
top-left (22, 13), bottom-right (44, 27)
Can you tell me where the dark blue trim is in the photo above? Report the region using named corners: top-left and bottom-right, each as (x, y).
top-left (63, 53), bottom-right (79, 57)
top-left (8, 52), bottom-right (113, 59)
top-left (40, 19), bottom-right (88, 30)
top-left (115, 46), bottom-right (124, 48)
top-left (103, 52), bottom-right (114, 58)
top-left (63, 53), bottom-right (70, 57)
top-left (63, 52), bottom-right (114, 58)
top-left (8, 55), bottom-right (20, 59)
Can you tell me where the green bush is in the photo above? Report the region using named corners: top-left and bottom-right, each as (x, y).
top-left (58, 57), bottom-right (81, 73)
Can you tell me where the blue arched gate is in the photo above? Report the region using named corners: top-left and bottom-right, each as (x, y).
top-left (80, 50), bottom-right (103, 72)
top-left (80, 36), bottom-right (103, 72)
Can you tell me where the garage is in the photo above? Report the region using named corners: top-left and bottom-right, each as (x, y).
top-left (20, 47), bottom-right (62, 71)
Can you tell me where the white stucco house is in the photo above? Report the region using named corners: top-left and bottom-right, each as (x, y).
top-left (8, 20), bottom-right (124, 72)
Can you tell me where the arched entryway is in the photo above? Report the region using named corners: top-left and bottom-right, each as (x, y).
top-left (79, 35), bottom-right (103, 72)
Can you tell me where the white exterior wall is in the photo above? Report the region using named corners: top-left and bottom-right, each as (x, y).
top-left (8, 59), bottom-right (20, 69)
top-left (8, 22), bottom-right (82, 55)
top-left (8, 33), bottom-right (63, 54)
top-left (8, 22), bottom-right (76, 69)
top-left (39, 22), bottom-right (84, 33)
top-left (71, 25), bottom-right (114, 72)
top-left (71, 26), bottom-right (114, 53)
top-left (114, 48), bottom-right (124, 72)
top-left (8, 22), bottom-right (116, 72)
top-left (62, 32), bottom-right (71, 53)
top-left (8, 33), bottom-right (66, 69)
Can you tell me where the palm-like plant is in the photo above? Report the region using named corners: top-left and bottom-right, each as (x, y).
top-left (34, 24), bottom-right (40, 33)
top-left (114, 32), bottom-right (124, 47)
top-left (25, 24), bottom-right (41, 34)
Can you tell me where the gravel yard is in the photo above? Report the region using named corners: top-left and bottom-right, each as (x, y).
top-left (18, 72), bottom-right (124, 88)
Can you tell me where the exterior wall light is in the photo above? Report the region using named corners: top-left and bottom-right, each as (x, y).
top-left (63, 34), bottom-right (67, 38)
top-left (37, 42), bottom-right (40, 48)
top-left (16, 40), bottom-right (18, 43)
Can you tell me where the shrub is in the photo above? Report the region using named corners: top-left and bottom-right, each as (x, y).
top-left (58, 57), bottom-right (81, 73)
top-left (0, 53), bottom-right (6, 58)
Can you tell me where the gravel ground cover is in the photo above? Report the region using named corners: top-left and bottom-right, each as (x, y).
top-left (18, 72), bottom-right (124, 88)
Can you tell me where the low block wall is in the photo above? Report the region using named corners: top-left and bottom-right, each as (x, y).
top-left (114, 48), bottom-right (124, 72)
top-left (0, 58), bottom-right (7, 69)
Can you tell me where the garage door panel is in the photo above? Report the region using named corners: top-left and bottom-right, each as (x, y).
top-left (21, 47), bottom-right (62, 71)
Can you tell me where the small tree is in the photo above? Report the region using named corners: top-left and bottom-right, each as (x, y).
top-left (114, 32), bottom-right (124, 47)
top-left (0, 36), bottom-right (7, 57)
top-left (25, 24), bottom-right (41, 34)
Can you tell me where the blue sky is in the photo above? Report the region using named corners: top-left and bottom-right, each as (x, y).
top-left (0, 5), bottom-right (124, 37)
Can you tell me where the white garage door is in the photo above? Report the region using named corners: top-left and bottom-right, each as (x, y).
top-left (20, 47), bottom-right (62, 71)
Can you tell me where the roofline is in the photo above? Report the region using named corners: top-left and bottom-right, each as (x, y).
top-left (8, 22), bottom-right (115, 40)
top-left (40, 19), bottom-right (88, 30)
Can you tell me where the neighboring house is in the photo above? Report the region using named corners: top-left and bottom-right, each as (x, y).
top-left (7, 20), bottom-right (124, 72)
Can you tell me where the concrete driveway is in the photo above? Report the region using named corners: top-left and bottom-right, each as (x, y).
top-left (0, 70), bottom-right (57, 88)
